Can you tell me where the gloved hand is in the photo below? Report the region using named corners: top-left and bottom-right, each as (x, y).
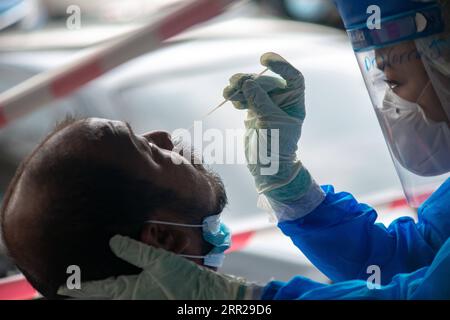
top-left (223, 53), bottom-right (324, 219)
top-left (57, 235), bottom-right (263, 300)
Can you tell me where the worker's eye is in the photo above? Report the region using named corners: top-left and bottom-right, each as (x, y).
top-left (384, 79), bottom-right (400, 90)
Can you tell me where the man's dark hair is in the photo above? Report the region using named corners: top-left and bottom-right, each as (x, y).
top-left (0, 119), bottom-right (181, 299)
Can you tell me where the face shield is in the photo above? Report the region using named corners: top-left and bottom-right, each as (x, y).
top-left (335, 0), bottom-right (450, 207)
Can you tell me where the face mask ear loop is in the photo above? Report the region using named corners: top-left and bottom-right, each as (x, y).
top-left (144, 220), bottom-right (203, 228)
top-left (416, 80), bottom-right (432, 105)
top-left (178, 254), bottom-right (205, 259)
top-left (415, 80), bottom-right (433, 123)
top-left (144, 220), bottom-right (207, 264)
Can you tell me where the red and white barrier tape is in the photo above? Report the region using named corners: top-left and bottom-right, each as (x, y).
top-left (0, 191), bottom-right (417, 300)
top-left (0, 197), bottom-right (415, 301)
top-left (0, 274), bottom-right (39, 300)
top-left (0, 230), bottom-right (256, 300)
top-left (0, 0), bottom-right (237, 128)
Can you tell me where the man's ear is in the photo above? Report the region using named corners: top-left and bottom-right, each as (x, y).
top-left (140, 224), bottom-right (191, 254)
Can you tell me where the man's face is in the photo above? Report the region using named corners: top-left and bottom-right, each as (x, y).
top-left (49, 117), bottom-right (227, 266)
top-left (75, 118), bottom-right (221, 210)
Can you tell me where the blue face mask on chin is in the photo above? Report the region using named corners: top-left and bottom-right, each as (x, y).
top-left (145, 214), bottom-right (232, 268)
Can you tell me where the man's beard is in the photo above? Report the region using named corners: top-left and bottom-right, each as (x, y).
top-left (173, 139), bottom-right (228, 216)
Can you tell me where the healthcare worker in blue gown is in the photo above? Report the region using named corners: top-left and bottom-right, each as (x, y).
top-left (59, 0), bottom-right (450, 300)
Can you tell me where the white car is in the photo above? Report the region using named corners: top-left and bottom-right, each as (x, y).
top-left (0, 15), bottom-right (416, 296)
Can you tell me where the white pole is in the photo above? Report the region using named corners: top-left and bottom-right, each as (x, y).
top-left (0, 0), bottom-right (237, 128)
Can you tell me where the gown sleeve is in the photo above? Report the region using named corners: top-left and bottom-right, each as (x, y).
top-left (275, 178), bottom-right (450, 284)
top-left (261, 238), bottom-right (450, 300)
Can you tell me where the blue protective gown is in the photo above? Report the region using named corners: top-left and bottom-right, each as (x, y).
top-left (261, 178), bottom-right (450, 300)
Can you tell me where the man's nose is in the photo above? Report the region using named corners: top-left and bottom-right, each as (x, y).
top-left (142, 131), bottom-right (174, 151)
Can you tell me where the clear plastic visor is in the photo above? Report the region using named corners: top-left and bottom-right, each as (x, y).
top-left (354, 25), bottom-right (450, 207)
